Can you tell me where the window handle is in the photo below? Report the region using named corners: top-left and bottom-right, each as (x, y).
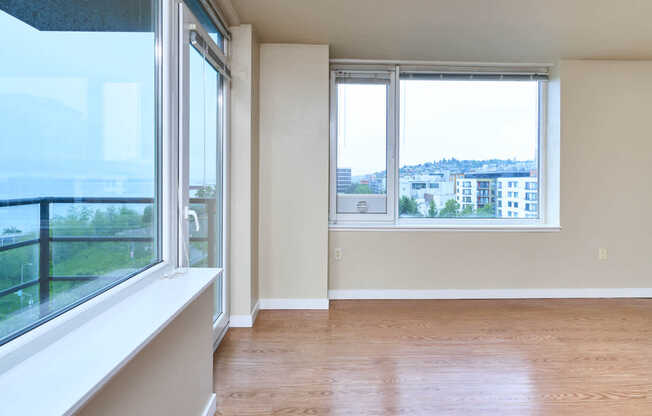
top-left (184, 206), bottom-right (200, 232)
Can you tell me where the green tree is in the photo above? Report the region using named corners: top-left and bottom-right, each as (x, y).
top-left (477, 203), bottom-right (495, 218)
top-left (427, 201), bottom-right (437, 218)
top-left (195, 185), bottom-right (216, 198)
top-left (438, 199), bottom-right (460, 217)
top-left (399, 196), bottom-right (419, 216)
top-left (347, 183), bottom-right (371, 194)
top-left (142, 205), bottom-right (153, 226)
top-left (2, 226), bottom-right (21, 234)
top-left (460, 205), bottom-right (474, 217)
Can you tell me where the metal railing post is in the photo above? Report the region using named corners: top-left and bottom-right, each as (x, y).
top-left (39, 199), bottom-right (50, 317)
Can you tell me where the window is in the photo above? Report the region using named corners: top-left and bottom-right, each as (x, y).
top-left (330, 65), bottom-right (548, 225)
top-left (332, 74), bottom-right (393, 219)
top-left (179, 2), bottom-right (231, 332)
top-left (184, 17), bottom-right (226, 322)
top-left (0, 1), bottom-right (160, 345)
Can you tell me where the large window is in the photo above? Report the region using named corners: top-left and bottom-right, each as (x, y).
top-left (330, 66), bottom-right (548, 226)
top-left (0, 1), bottom-right (160, 345)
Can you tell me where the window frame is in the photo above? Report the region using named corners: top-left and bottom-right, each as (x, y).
top-left (329, 70), bottom-right (396, 223)
top-left (177, 0), bottom-right (231, 346)
top-left (329, 65), bottom-right (553, 229)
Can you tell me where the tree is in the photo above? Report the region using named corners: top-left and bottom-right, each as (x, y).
top-left (477, 203), bottom-right (495, 218)
top-left (427, 201), bottom-right (437, 218)
top-left (2, 226), bottom-right (21, 235)
top-left (142, 205), bottom-right (153, 226)
top-left (438, 199), bottom-right (460, 217)
top-left (347, 183), bottom-right (371, 194)
top-left (399, 196), bottom-right (419, 216)
top-left (460, 205), bottom-right (474, 217)
top-left (195, 185), bottom-right (216, 198)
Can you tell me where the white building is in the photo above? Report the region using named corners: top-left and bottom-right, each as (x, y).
top-left (496, 177), bottom-right (538, 218)
top-left (454, 177), bottom-right (495, 213)
top-left (400, 174), bottom-right (455, 214)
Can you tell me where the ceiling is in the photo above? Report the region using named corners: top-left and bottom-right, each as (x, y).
top-left (229, 0), bottom-right (652, 62)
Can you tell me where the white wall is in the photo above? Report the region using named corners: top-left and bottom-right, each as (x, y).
top-left (77, 289), bottom-right (214, 416)
top-left (259, 44), bottom-right (329, 300)
top-left (329, 60), bottom-right (652, 292)
top-left (229, 25), bottom-right (260, 315)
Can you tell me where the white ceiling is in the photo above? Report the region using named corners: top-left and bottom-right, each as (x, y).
top-left (229, 0), bottom-right (652, 62)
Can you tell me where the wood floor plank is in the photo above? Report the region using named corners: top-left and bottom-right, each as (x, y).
top-left (214, 299), bottom-right (652, 415)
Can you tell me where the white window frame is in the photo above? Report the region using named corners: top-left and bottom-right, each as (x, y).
top-left (177, 0), bottom-right (230, 347)
top-left (329, 70), bottom-right (396, 224)
top-left (329, 63), bottom-right (558, 231)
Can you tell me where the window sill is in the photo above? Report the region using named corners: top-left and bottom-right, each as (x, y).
top-left (329, 223), bottom-right (562, 232)
top-left (0, 266), bottom-right (220, 416)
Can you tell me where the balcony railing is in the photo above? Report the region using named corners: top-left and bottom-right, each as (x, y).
top-left (0, 196), bottom-right (216, 317)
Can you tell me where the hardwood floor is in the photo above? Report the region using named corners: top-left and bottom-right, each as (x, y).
top-left (213, 299), bottom-right (652, 415)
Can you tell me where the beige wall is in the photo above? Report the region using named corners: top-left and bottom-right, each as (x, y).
top-left (330, 60), bottom-right (652, 291)
top-left (251, 33), bottom-right (260, 306)
top-left (77, 289), bottom-right (214, 416)
top-left (229, 25), bottom-right (260, 315)
top-left (259, 44), bottom-right (329, 300)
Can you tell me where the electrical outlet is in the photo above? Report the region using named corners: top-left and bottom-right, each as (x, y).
top-left (598, 248), bottom-right (608, 261)
top-left (334, 248), bottom-right (343, 261)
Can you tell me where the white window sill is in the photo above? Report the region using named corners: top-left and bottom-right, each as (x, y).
top-left (329, 223), bottom-right (561, 232)
top-left (0, 265), bottom-right (220, 416)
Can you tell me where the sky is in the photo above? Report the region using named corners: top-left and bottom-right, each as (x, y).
top-left (337, 79), bottom-right (539, 176)
top-left (0, 8), bottom-right (220, 200)
top-left (0, 6), bottom-right (537, 195)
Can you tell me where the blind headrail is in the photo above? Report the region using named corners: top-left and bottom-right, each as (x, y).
top-left (330, 59), bottom-right (552, 79)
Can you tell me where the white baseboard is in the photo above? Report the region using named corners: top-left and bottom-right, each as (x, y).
top-left (201, 393), bottom-right (216, 416)
top-left (251, 299), bottom-right (260, 323)
top-left (229, 299), bottom-right (260, 328)
top-left (259, 298), bottom-right (330, 309)
top-left (329, 288), bottom-right (652, 300)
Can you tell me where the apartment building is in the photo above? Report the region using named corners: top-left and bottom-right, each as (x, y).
top-left (496, 177), bottom-right (539, 218)
top-left (454, 177), bottom-right (495, 212)
top-left (400, 174), bottom-right (455, 211)
top-left (335, 168), bottom-right (352, 193)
